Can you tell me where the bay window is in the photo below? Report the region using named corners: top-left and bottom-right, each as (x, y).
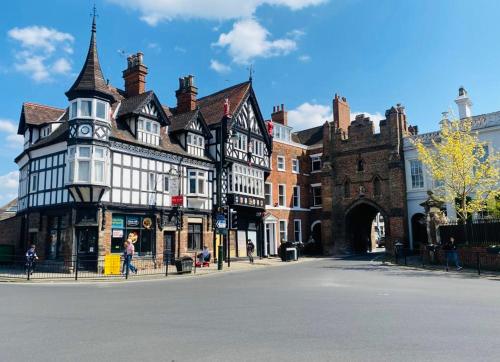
top-left (67, 146), bottom-right (108, 184)
top-left (188, 170), bottom-right (206, 195)
top-left (232, 164), bottom-right (264, 197)
top-left (69, 98), bottom-right (109, 121)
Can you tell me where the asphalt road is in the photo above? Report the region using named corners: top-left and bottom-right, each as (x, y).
top-left (1, 256), bottom-right (499, 362)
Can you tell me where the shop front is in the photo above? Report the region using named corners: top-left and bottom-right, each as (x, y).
top-left (110, 214), bottom-right (156, 256)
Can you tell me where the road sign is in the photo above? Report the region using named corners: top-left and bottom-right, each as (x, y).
top-left (172, 195), bottom-right (184, 207)
top-left (216, 213), bottom-right (227, 229)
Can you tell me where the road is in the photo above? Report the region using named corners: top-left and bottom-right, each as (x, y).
top-left (1, 256), bottom-right (499, 362)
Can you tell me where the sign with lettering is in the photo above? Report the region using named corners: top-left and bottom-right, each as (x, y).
top-left (126, 216), bottom-right (140, 227)
top-left (170, 177), bottom-right (179, 196)
top-left (112, 216), bottom-right (124, 229)
top-left (172, 195), bottom-right (184, 207)
top-left (112, 229), bottom-right (124, 238)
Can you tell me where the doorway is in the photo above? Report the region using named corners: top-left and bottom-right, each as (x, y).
top-left (76, 227), bottom-right (98, 271)
top-left (163, 231), bottom-right (176, 265)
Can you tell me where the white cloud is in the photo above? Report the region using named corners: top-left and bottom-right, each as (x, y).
top-left (174, 46), bottom-right (186, 53)
top-left (109, 0), bottom-right (327, 25)
top-left (214, 18), bottom-right (296, 64)
top-left (7, 26), bottom-right (74, 82)
top-left (210, 59), bottom-right (231, 74)
top-left (288, 102), bottom-right (332, 129)
top-left (286, 29), bottom-right (306, 39)
top-left (0, 171), bottom-right (19, 204)
top-left (350, 112), bottom-right (384, 133)
top-left (51, 58), bottom-right (71, 75)
top-left (0, 119), bottom-right (23, 148)
top-left (298, 54), bottom-right (311, 62)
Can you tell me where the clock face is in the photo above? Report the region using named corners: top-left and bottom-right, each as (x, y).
top-left (80, 125), bottom-right (91, 136)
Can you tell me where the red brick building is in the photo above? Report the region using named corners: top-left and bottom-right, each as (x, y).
top-left (263, 105), bottom-right (323, 255)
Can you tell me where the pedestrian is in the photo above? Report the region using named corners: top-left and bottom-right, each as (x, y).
top-left (25, 244), bottom-right (38, 275)
top-left (121, 241), bottom-right (129, 274)
top-left (443, 236), bottom-right (462, 271)
top-left (123, 239), bottom-right (138, 275)
top-left (247, 239), bottom-right (255, 264)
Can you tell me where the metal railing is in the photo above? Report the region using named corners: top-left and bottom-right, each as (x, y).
top-left (439, 218), bottom-right (500, 246)
top-left (0, 253), bottom-right (191, 280)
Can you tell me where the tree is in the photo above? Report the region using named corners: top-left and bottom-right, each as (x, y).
top-left (414, 117), bottom-right (500, 222)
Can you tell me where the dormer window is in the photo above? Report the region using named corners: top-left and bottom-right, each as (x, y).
top-left (137, 118), bottom-right (160, 146)
top-left (41, 125), bottom-right (52, 138)
top-left (187, 133), bottom-right (205, 157)
top-left (69, 99), bottom-right (109, 121)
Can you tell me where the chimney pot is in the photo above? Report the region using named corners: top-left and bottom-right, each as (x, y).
top-left (123, 52), bottom-right (148, 97)
top-left (176, 74), bottom-right (198, 112)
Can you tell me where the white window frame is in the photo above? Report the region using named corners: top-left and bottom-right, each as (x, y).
top-left (278, 184), bottom-right (286, 207)
top-left (77, 146), bottom-right (91, 183)
top-left (279, 220), bottom-right (287, 242)
top-left (264, 182), bottom-right (272, 206)
top-left (312, 185), bottom-right (322, 206)
top-left (277, 156), bottom-right (285, 171)
top-left (148, 172), bottom-right (156, 191)
top-left (311, 154), bottom-right (322, 172)
top-left (234, 132), bottom-right (247, 152)
top-left (292, 185), bottom-right (300, 208)
top-left (410, 159), bottom-right (424, 189)
top-left (293, 219), bottom-right (302, 242)
top-left (30, 173), bottom-right (38, 192)
top-left (93, 147), bottom-right (106, 183)
top-left (188, 170), bottom-right (207, 196)
top-left (69, 98), bottom-right (109, 122)
top-left (67, 145), bottom-right (108, 185)
top-left (232, 164), bottom-right (264, 197)
top-left (292, 158), bottom-right (299, 173)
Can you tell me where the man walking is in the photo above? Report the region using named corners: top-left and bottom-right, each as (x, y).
top-left (247, 239), bottom-right (255, 264)
top-left (443, 236), bottom-right (462, 271)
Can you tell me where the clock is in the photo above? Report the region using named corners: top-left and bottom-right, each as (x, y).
top-left (79, 125), bottom-right (91, 136)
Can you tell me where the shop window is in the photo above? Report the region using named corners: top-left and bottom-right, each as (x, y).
top-left (110, 215), bottom-right (155, 255)
top-left (188, 223), bottom-right (202, 250)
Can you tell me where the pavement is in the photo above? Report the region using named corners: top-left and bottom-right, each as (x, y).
top-left (1, 255), bottom-right (500, 362)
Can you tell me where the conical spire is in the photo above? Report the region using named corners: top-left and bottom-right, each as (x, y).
top-left (65, 11), bottom-right (114, 102)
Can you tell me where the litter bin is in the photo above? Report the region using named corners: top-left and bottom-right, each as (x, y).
top-left (175, 257), bottom-right (193, 274)
top-left (425, 244), bottom-right (440, 264)
top-left (285, 247), bottom-right (297, 261)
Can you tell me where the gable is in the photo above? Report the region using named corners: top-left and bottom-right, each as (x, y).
top-left (188, 118), bottom-right (204, 133)
top-left (141, 102), bottom-right (159, 118)
top-left (234, 99), bottom-right (262, 136)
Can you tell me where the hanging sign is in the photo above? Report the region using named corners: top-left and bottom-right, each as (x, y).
top-left (172, 195), bottom-right (184, 207)
top-left (170, 176), bottom-right (179, 196)
top-left (143, 217), bottom-right (152, 229)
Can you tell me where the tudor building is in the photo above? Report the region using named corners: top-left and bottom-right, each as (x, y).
top-left (12, 16), bottom-right (271, 266)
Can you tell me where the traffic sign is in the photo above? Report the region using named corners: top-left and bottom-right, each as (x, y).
top-left (216, 213), bottom-right (227, 229)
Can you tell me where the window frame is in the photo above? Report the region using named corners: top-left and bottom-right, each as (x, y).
top-left (187, 223), bottom-right (203, 250)
top-left (277, 156), bottom-right (286, 171)
top-left (293, 219), bottom-right (302, 242)
top-left (264, 182), bottom-right (272, 206)
top-left (410, 159), bottom-right (424, 189)
top-left (292, 158), bottom-right (299, 173)
top-left (292, 185), bottom-right (300, 208)
top-left (312, 185), bottom-right (322, 206)
top-left (311, 154), bottom-right (322, 172)
top-left (188, 170), bottom-right (207, 196)
top-left (279, 220), bottom-right (287, 242)
top-left (278, 184), bottom-right (286, 207)
top-left (69, 98), bottom-right (109, 121)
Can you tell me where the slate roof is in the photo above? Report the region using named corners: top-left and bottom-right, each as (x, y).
top-left (65, 17), bottom-right (115, 102)
top-left (197, 81), bottom-right (251, 125)
top-left (293, 126), bottom-right (324, 146)
top-left (169, 109), bottom-right (198, 132)
top-left (18, 103), bottom-right (65, 134)
top-left (116, 91), bottom-right (153, 118)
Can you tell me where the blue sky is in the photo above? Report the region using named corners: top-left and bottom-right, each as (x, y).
top-left (0, 0), bottom-right (499, 203)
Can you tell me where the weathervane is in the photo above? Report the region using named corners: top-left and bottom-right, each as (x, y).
top-left (247, 64), bottom-right (254, 82)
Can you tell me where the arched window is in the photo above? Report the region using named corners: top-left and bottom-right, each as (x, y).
top-left (344, 179), bottom-right (351, 198)
top-left (373, 177), bottom-right (381, 197)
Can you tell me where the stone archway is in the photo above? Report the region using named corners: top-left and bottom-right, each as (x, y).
top-left (411, 213), bottom-right (427, 251)
top-left (345, 200), bottom-right (388, 254)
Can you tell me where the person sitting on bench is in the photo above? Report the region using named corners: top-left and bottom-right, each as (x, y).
top-left (198, 246), bottom-right (211, 264)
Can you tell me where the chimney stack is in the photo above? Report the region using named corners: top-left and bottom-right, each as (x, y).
top-left (176, 75), bottom-right (198, 113)
top-left (333, 94), bottom-right (350, 133)
top-left (271, 104), bottom-right (287, 126)
top-left (123, 52), bottom-right (148, 97)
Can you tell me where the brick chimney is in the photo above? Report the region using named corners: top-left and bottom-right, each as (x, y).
top-left (333, 94), bottom-right (350, 133)
top-left (123, 52), bottom-right (148, 97)
top-left (271, 104), bottom-right (287, 126)
top-left (176, 75), bottom-right (198, 113)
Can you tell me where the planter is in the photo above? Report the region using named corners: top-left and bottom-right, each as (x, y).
top-left (175, 257), bottom-right (193, 274)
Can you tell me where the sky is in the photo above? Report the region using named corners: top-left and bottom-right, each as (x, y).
top-left (0, 0), bottom-right (500, 204)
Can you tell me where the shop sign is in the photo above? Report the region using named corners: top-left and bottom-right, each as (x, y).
top-left (112, 229), bottom-right (124, 238)
top-left (172, 195), bottom-right (184, 207)
top-left (126, 216), bottom-right (140, 227)
top-left (170, 177), bottom-right (179, 196)
top-left (112, 216), bottom-right (124, 228)
top-left (75, 209), bottom-right (98, 225)
top-left (143, 217), bottom-right (153, 229)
